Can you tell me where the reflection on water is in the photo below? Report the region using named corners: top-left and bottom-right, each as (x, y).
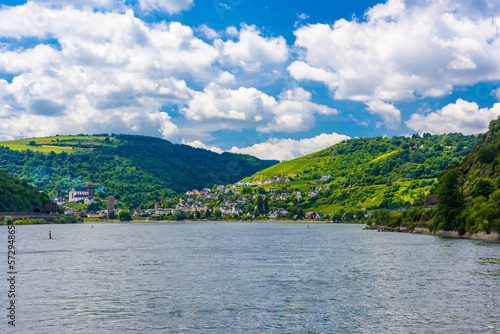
top-left (1, 222), bottom-right (499, 333)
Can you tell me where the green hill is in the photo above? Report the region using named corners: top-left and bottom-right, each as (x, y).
top-left (0, 134), bottom-right (276, 210)
top-left (432, 116), bottom-right (500, 233)
top-left (0, 170), bottom-right (52, 212)
top-left (373, 117), bottom-right (500, 235)
top-left (243, 133), bottom-right (479, 215)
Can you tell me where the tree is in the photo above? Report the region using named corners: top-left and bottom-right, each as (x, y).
top-left (263, 197), bottom-right (269, 213)
top-left (108, 211), bottom-right (116, 219)
top-left (256, 196), bottom-right (263, 214)
top-left (174, 211), bottom-right (186, 221)
top-left (245, 203), bottom-right (254, 214)
top-left (118, 210), bottom-right (132, 221)
top-left (195, 210), bottom-right (201, 219)
top-left (87, 201), bottom-right (101, 212)
top-left (205, 208), bottom-right (211, 218)
top-left (477, 145), bottom-right (496, 164)
top-left (433, 164), bottom-right (466, 231)
top-left (214, 209), bottom-right (222, 219)
top-left (470, 179), bottom-right (495, 199)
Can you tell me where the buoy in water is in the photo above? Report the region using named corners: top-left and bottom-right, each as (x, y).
top-left (49, 231), bottom-right (52, 239)
top-left (307, 225), bottom-right (309, 229)
top-left (92, 225), bottom-right (93, 228)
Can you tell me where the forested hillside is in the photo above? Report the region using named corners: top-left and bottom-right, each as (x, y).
top-left (243, 133), bottom-right (479, 215)
top-left (431, 117), bottom-right (500, 233)
top-left (0, 170), bottom-right (52, 212)
top-left (0, 134), bottom-right (276, 210)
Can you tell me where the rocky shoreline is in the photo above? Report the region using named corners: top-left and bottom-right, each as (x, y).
top-left (364, 224), bottom-right (500, 242)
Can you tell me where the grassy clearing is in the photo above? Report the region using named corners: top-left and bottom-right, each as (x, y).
top-left (0, 135), bottom-right (119, 154)
top-left (255, 158), bottom-right (323, 175)
top-left (369, 150), bottom-right (400, 163)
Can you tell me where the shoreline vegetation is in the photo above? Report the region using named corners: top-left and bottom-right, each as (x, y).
top-left (0, 215), bottom-right (83, 225)
top-left (364, 224), bottom-right (500, 242)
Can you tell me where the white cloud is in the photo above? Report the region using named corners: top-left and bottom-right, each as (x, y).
top-left (290, 0), bottom-right (500, 102)
top-left (492, 88), bottom-right (500, 101)
top-left (405, 99), bottom-right (500, 135)
top-left (365, 100), bottom-right (401, 129)
top-left (225, 26), bottom-right (239, 37)
top-left (184, 140), bottom-right (224, 154)
top-left (138, 0), bottom-right (193, 14)
top-left (198, 24), bottom-right (219, 39)
top-left (216, 71), bottom-right (236, 85)
top-left (218, 25), bottom-right (289, 72)
top-left (182, 84), bottom-right (337, 133)
top-left (229, 133), bottom-right (351, 160)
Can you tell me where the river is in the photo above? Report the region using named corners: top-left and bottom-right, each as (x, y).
top-left (1, 222), bottom-right (499, 333)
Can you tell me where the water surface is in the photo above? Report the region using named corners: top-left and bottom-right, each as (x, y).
top-left (1, 222), bottom-right (499, 333)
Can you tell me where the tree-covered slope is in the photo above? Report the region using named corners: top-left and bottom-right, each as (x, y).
top-left (0, 134), bottom-right (276, 210)
top-left (434, 116), bottom-right (500, 233)
top-left (0, 170), bottom-right (52, 212)
top-left (374, 117), bottom-right (500, 235)
top-left (243, 133), bottom-right (479, 215)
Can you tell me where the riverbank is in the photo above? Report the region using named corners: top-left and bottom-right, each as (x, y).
top-left (84, 219), bottom-right (358, 224)
top-left (364, 224), bottom-right (500, 242)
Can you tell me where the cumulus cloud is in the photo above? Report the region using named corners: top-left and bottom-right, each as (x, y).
top-left (198, 24), bottom-right (219, 39)
top-left (229, 133), bottom-right (351, 160)
top-left (405, 99), bottom-right (500, 135)
top-left (184, 140), bottom-right (224, 154)
top-left (290, 0), bottom-right (500, 102)
top-left (182, 84), bottom-right (337, 133)
top-left (365, 100), bottom-right (401, 129)
top-left (217, 25), bottom-right (289, 72)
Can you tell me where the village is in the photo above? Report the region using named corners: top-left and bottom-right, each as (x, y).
top-left (52, 175), bottom-right (349, 221)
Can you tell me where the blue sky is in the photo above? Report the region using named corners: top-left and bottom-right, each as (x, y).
top-left (1, 0), bottom-right (500, 160)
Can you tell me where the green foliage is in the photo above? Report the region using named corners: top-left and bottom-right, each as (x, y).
top-left (53, 215), bottom-right (80, 224)
top-left (470, 179), bottom-right (495, 199)
top-left (0, 170), bottom-right (53, 212)
top-left (460, 192), bottom-right (500, 234)
top-left (432, 164), bottom-right (466, 231)
top-left (477, 145), bottom-right (496, 164)
top-left (13, 218), bottom-right (46, 225)
top-left (108, 211), bottom-right (116, 219)
top-left (118, 210), bottom-right (132, 221)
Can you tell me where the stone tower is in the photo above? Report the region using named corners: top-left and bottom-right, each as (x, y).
top-left (86, 181), bottom-right (95, 198)
top-left (107, 196), bottom-right (115, 215)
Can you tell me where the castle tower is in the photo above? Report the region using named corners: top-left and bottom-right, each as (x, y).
top-left (86, 181), bottom-right (95, 198)
top-left (107, 196), bottom-right (115, 215)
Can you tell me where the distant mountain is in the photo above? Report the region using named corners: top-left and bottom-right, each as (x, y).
top-left (0, 134), bottom-right (277, 210)
top-left (242, 133), bottom-right (479, 216)
top-left (0, 169), bottom-right (52, 212)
